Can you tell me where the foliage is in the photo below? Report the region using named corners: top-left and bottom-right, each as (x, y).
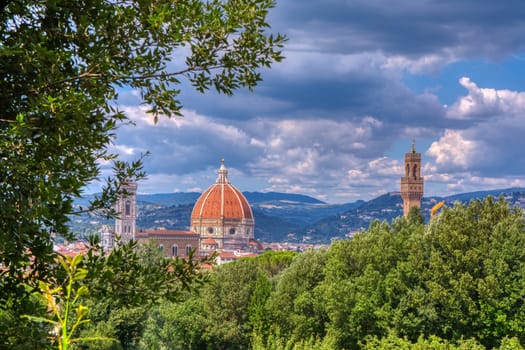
top-left (1, 0), bottom-right (284, 345)
top-left (77, 239), bottom-right (213, 349)
top-left (19, 196), bottom-right (521, 350)
top-left (147, 198), bottom-right (525, 349)
top-left (24, 254), bottom-right (115, 350)
top-left (0, 289), bottom-right (52, 349)
top-left (162, 198), bottom-right (525, 349)
top-left (125, 198), bottom-right (525, 349)
top-left (362, 333), bottom-right (486, 350)
top-left (407, 205), bottom-right (425, 225)
top-left (420, 197), bottom-right (525, 346)
top-left (83, 237), bottom-right (212, 307)
top-left (363, 333), bottom-right (524, 350)
top-left (201, 258), bottom-right (266, 349)
top-left (133, 251), bottom-right (296, 349)
top-left (139, 297), bottom-right (208, 350)
top-left (266, 249), bottom-right (328, 343)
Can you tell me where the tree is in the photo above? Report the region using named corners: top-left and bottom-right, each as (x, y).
top-left (266, 249), bottom-right (328, 344)
top-left (407, 206), bottom-right (425, 225)
top-left (136, 250), bottom-right (296, 350)
top-left (76, 239), bottom-right (213, 349)
top-left (24, 254), bottom-right (116, 350)
top-left (418, 197), bottom-right (525, 347)
top-left (202, 258), bottom-right (264, 349)
top-left (0, 0), bottom-right (285, 342)
top-left (139, 297), bottom-right (208, 350)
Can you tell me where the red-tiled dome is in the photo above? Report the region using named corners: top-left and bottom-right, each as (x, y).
top-left (191, 160), bottom-right (253, 221)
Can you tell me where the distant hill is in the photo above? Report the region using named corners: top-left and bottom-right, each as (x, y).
top-left (243, 191), bottom-right (325, 204)
top-left (444, 187), bottom-right (525, 202)
top-left (138, 192), bottom-right (201, 207)
top-left (299, 187), bottom-right (525, 243)
top-left (69, 188), bottom-right (525, 244)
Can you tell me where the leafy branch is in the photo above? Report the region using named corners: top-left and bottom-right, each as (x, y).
top-left (24, 254), bottom-right (115, 350)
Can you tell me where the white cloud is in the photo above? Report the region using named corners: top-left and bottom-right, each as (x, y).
top-left (383, 51), bottom-right (457, 74)
top-left (424, 78), bottom-right (525, 196)
top-left (446, 77), bottom-right (525, 120)
top-left (113, 144), bottom-right (136, 156)
top-left (427, 130), bottom-right (477, 169)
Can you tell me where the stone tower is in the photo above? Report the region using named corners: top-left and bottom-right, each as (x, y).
top-left (115, 181), bottom-right (138, 242)
top-left (400, 141), bottom-right (424, 218)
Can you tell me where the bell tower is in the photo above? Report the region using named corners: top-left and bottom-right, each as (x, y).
top-left (115, 180), bottom-right (138, 242)
top-left (400, 141), bottom-right (424, 218)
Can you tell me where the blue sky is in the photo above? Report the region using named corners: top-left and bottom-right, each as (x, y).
top-left (104, 0), bottom-right (525, 203)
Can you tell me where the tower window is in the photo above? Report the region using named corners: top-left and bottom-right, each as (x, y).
top-left (413, 164), bottom-right (417, 179)
top-left (125, 200), bottom-right (131, 216)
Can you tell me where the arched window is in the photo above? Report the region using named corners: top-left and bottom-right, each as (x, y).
top-left (159, 244), bottom-right (164, 253)
top-left (172, 245), bottom-right (178, 257)
top-left (125, 200), bottom-right (131, 216)
top-left (412, 164), bottom-right (417, 179)
top-left (405, 164), bottom-right (410, 177)
top-left (185, 245), bottom-right (193, 257)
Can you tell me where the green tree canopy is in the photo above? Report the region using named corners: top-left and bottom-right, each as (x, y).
top-left (0, 0), bottom-right (284, 346)
top-left (0, 0), bottom-right (284, 304)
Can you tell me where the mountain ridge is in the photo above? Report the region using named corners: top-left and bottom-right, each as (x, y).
top-left (70, 187), bottom-right (525, 243)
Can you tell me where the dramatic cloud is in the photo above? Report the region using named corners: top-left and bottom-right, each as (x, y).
top-left (102, 0), bottom-right (525, 203)
top-left (272, 0), bottom-right (525, 60)
top-left (428, 78), bottom-right (525, 178)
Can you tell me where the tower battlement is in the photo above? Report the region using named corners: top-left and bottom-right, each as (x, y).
top-left (400, 141), bottom-right (424, 217)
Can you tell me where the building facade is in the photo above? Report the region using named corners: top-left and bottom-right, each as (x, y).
top-left (136, 229), bottom-right (200, 258)
top-left (400, 141), bottom-right (424, 217)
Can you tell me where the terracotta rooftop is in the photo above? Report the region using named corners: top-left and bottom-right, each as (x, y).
top-left (202, 238), bottom-right (218, 245)
top-left (138, 229), bottom-right (199, 236)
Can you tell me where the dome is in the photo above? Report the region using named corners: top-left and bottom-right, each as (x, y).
top-left (191, 160), bottom-right (253, 221)
top-left (191, 160), bottom-right (255, 251)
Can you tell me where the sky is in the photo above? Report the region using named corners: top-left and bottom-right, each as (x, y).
top-left (102, 0), bottom-right (525, 204)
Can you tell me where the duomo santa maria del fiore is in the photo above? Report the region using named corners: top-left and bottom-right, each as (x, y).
top-left (100, 160), bottom-right (263, 259)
